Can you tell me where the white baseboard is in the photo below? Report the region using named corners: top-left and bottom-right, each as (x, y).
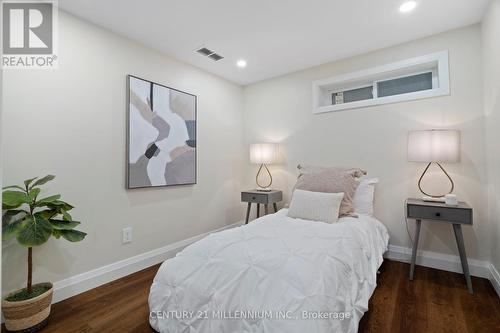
top-left (385, 244), bottom-right (491, 278)
top-left (50, 237), bottom-right (500, 305)
top-left (385, 244), bottom-right (499, 297)
top-left (51, 221), bottom-right (243, 304)
top-left (489, 263), bottom-right (500, 297)
top-left (3, 224), bottom-right (496, 325)
top-left (55, 237), bottom-right (499, 303)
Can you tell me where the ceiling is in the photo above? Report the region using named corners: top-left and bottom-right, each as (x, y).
top-left (58, 0), bottom-right (491, 85)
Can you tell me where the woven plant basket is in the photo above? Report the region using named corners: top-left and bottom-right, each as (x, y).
top-left (2, 283), bottom-right (53, 332)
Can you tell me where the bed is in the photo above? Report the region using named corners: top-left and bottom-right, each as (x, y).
top-left (149, 208), bottom-right (389, 333)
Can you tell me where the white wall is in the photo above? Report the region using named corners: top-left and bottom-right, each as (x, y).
top-left (1, 12), bottom-right (245, 294)
top-left (243, 25), bottom-right (491, 261)
top-left (482, 0), bottom-right (500, 273)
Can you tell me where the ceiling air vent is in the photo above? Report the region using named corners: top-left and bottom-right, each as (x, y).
top-left (208, 53), bottom-right (224, 61)
top-left (196, 47), bottom-right (213, 56)
top-left (195, 47), bottom-right (224, 61)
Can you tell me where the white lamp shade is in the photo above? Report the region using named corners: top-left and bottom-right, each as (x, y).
top-left (408, 130), bottom-right (460, 163)
top-left (250, 143), bottom-right (279, 164)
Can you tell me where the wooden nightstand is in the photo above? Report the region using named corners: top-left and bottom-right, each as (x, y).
top-left (406, 198), bottom-right (474, 294)
top-left (241, 190), bottom-right (282, 224)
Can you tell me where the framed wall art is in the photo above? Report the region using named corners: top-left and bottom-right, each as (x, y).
top-left (127, 75), bottom-right (197, 188)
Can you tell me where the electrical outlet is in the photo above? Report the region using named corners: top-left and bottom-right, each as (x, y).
top-left (122, 227), bottom-right (132, 244)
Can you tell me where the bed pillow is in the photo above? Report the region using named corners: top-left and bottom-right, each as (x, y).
top-left (297, 164), bottom-right (367, 178)
top-left (287, 190), bottom-right (344, 223)
top-left (353, 177), bottom-right (378, 216)
top-left (294, 168), bottom-right (360, 217)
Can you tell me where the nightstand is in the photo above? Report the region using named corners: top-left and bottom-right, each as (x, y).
top-left (406, 198), bottom-right (473, 294)
top-left (241, 190), bottom-right (282, 224)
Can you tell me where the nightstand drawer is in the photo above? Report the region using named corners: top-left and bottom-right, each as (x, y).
top-left (407, 204), bottom-right (472, 224)
top-left (241, 192), bottom-right (269, 204)
top-left (241, 191), bottom-right (283, 204)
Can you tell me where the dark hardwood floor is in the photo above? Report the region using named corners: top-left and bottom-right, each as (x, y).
top-left (2, 260), bottom-right (499, 333)
top-left (358, 261), bottom-right (500, 333)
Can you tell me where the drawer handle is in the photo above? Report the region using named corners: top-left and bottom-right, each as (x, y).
top-left (435, 212), bottom-right (441, 217)
top-left (252, 196), bottom-right (256, 200)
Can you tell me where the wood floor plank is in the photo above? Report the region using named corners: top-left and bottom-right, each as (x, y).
top-left (457, 274), bottom-right (500, 333)
top-left (425, 267), bottom-right (467, 333)
top-left (358, 261), bottom-right (402, 333)
top-left (391, 263), bottom-right (429, 333)
top-left (2, 260), bottom-right (499, 333)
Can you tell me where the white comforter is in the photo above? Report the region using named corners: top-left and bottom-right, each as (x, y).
top-left (149, 209), bottom-right (389, 333)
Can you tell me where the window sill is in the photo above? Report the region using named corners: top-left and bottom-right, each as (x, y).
top-left (314, 87), bottom-right (450, 114)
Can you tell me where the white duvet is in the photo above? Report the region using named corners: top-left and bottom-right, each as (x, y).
top-left (149, 209), bottom-right (389, 333)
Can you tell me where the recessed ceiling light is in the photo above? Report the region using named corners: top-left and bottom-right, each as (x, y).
top-left (399, 1), bottom-right (417, 13)
top-left (236, 59), bottom-right (247, 68)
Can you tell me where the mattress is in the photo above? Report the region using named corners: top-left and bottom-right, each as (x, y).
top-left (149, 209), bottom-right (389, 333)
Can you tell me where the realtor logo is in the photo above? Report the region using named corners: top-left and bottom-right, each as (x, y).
top-left (1, 0), bottom-right (58, 68)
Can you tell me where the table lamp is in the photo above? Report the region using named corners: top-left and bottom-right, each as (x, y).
top-left (250, 143), bottom-right (279, 191)
top-left (408, 129), bottom-right (460, 202)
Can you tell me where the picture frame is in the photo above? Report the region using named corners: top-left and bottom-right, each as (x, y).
top-left (126, 75), bottom-right (197, 189)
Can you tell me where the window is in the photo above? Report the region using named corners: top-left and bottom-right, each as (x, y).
top-left (312, 51), bottom-right (450, 114)
top-left (377, 71), bottom-right (433, 97)
top-left (332, 85), bottom-right (373, 105)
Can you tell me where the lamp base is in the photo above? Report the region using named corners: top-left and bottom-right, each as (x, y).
top-left (255, 163), bottom-right (273, 191)
top-left (421, 196), bottom-right (446, 203)
top-left (418, 162), bottom-right (455, 199)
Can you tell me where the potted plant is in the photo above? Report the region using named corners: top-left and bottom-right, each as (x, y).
top-left (2, 175), bottom-right (86, 332)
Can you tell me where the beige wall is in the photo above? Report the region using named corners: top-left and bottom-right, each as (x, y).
top-left (482, 0), bottom-right (500, 273)
top-left (243, 25), bottom-right (491, 261)
top-left (1, 12), bottom-right (245, 294)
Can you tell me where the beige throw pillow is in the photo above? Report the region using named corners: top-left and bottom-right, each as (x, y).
top-left (295, 168), bottom-right (360, 217)
top-left (287, 190), bottom-right (344, 223)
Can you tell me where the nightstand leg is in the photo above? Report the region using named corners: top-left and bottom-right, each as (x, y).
top-left (265, 204), bottom-right (269, 215)
top-left (410, 219), bottom-right (422, 280)
top-left (256, 204), bottom-right (260, 218)
top-left (452, 224), bottom-right (473, 294)
top-left (273, 203), bottom-right (278, 212)
top-left (245, 203), bottom-right (251, 224)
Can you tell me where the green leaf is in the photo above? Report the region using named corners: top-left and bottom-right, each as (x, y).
top-left (62, 210), bottom-right (72, 221)
top-left (46, 200), bottom-right (73, 211)
top-left (24, 177), bottom-right (38, 189)
top-left (2, 191), bottom-right (29, 209)
top-left (30, 175), bottom-right (55, 189)
top-left (35, 195), bottom-right (61, 206)
top-left (16, 216), bottom-right (53, 246)
top-left (2, 210), bottom-right (28, 224)
top-left (2, 185), bottom-right (25, 191)
top-left (61, 229), bottom-right (86, 242)
top-left (49, 219), bottom-right (80, 230)
top-left (52, 229), bottom-right (62, 239)
top-left (2, 217), bottom-right (29, 241)
top-left (28, 188), bottom-right (41, 201)
top-left (34, 210), bottom-right (57, 220)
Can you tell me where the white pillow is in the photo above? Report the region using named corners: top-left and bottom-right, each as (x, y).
top-left (353, 177), bottom-right (378, 215)
top-left (287, 189), bottom-right (344, 223)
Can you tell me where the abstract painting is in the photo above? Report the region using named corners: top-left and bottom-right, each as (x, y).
top-left (127, 75), bottom-right (196, 188)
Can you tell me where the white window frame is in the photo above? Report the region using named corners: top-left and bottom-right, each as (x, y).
top-left (312, 51), bottom-right (450, 114)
